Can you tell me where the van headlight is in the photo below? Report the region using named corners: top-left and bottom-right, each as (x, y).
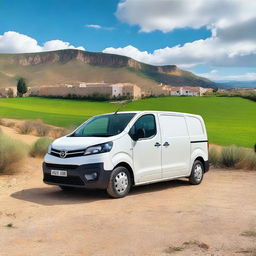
top-left (84, 142), bottom-right (113, 155)
top-left (48, 144), bottom-right (52, 154)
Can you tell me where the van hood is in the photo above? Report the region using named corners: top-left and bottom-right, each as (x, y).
top-left (51, 136), bottom-right (112, 151)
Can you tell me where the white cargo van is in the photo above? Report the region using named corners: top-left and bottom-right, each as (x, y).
top-left (43, 111), bottom-right (209, 198)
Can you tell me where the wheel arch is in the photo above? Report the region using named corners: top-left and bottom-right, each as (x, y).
top-left (114, 162), bottom-right (135, 185)
top-left (194, 156), bottom-right (206, 172)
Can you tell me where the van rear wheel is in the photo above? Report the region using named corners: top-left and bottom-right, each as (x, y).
top-left (107, 166), bottom-right (131, 198)
top-left (189, 160), bottom-right (204, 185)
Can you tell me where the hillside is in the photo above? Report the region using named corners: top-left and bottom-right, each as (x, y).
top-left (0, 49), bottom-right (217, 91)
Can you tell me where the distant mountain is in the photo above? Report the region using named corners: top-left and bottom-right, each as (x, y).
top-left (219, 80), bottom-right (256, 88)
top-left (0, 49), bottom-right (218, 92)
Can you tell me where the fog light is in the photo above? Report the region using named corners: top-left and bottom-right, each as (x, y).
top-left (85, 172), bottom-right (98, 181)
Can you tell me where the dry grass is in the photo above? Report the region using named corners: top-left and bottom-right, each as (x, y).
top-left (0, 118), bottom-right (5, 125)
top-left (0, 132), bottom-right (27, 174)
top-left (240, 231), bottom-right (256, 237)
top-left (164, 240), bottom-right (209, 254)
top-left (17, 120), bottom-right (34, 134)
top-left (30, 137), bottom-right (53, 158)
top-left (236, 248), bottom-right (256, 256)
top-left (33, 120), bottom-right (51, 136)
top-left (49, 127), bottom-right (69, 139)
top-left (5, 121), bottom-right (15, 128)
top-left (17, 120), bottom-right (51, 136)
top-left (16, 119), bottom-right (70, 138)
top-left (209, 145), bottom-right (256, 170)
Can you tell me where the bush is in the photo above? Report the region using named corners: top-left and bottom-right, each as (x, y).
top-left (209, 145), bottom-right (256, 170)
top-left (17, 120), bottom-right (34, 134)
top-left (33, 120), bottom-right (50, 136)
top-left (50, 127), bottom-right (68, 139)
top-left (209, 147), bottom-right (220, 166)
top-left (17, 120), bottom-right (51, 136)
top-left (30, 137), bottom-right (53, 157)
top-left (220, 145), bottom-right (245, 168)
top-left (0, 132), bottom-right (27, 174)
top-left (5, 121), bottom-right (15, 128)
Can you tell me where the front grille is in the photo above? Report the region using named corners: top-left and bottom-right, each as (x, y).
top-left (51, 148), bottom-right (85, 158)
top-left (45, 163), bottom-right (79, 169)
top-left (44, 173), bottom-right (84, 186)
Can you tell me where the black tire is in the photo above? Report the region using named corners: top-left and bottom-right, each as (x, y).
top-left (189, 160), bottom-right (204, 185)
top-left (107, 166), bottom-right (131, 198)
top-left (59, 185), bottom-right (75, 191)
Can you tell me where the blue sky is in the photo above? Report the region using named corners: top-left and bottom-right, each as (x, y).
top-left (0, 0), bottom-right (256, 81)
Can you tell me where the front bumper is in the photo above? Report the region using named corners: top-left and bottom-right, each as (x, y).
top-left (42, 162), bottom-right (112, 189)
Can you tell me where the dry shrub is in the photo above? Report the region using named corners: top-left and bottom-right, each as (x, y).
top-left (236, 150), bottom-right (256, 170)
top-left (5, 121), bottom-right (15, 128)
top-left (50, 127), bottom-right (68, 139)
top-left (17, 120), bottom-right (34, 134)
top-left (17, 120), bottom-right (51, 136)
top-left (220, 145), bottom-right (245, 168)
top-left (33, 120), bottom-right (51, 136)
top-left (0, 132), bottom-right (27, 174)
top-left (210, 145), bottom-right (256, 170)
top-left (209, 147), bottom-right (220, 167)
top-left (30, 137), bottom-right (53, 158)
top-left (0, 119), bottom-right (5, 125)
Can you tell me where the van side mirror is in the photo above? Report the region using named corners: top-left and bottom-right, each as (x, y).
top-left (133, 128), bottom-right (145, 141)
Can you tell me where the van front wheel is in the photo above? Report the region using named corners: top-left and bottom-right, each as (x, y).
top-left (189, 160), bottom-right (204, 185)
top-left (107, 166), bottom-right (131, 198)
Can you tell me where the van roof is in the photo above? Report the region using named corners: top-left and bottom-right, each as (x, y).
top-left (105, 110), bottom-right (202, 118)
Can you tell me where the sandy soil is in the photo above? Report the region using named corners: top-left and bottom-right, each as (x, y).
top-left (0, 128), bottom-right (256, 256)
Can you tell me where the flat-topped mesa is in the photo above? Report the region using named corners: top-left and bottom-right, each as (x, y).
top-left (14, 49), bottom-right (138, 67)
top-left (0, 49), bottom-right (217, 89)
top-left (14, 49), bottom-right (175, 72)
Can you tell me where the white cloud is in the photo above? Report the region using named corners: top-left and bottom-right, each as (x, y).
top-left (0, 31), bottom-right (85, 53)
top-left (197, 70), bottom-right (256, 81)
top-left (103, 35), bottom-right (256, 68)
top-left (116, 0), bottom-right (256, 33)
top-left (85, 24), bottom-right (102, 29)
top-left (85, 24), bottom-right (114, 30)
top-left (104, 0), bottom-right (256, 68)
top-left (109, 0), bottom-right (256, 68)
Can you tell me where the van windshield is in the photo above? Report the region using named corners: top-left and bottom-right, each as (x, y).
top-left (72, 113), bottom-right (136, 137)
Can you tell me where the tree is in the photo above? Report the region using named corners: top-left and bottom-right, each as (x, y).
top-left (7, 88), bottom-right (14, 98)
top-left (17, 78), bottom-right (27, 97)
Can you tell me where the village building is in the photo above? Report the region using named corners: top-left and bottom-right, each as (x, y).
top-left (169, 86), bottom-right (213, 96)
top-left (30, 82), bottom-right (142, 99)
top-left (0, 87), bottom-right (17, 97)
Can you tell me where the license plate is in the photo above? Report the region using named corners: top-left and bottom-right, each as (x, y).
top-left (51, 170), bottom-right (67, 177)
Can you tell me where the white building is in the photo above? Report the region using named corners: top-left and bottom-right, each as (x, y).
top-left (170, 86), bottom-right (212, 96)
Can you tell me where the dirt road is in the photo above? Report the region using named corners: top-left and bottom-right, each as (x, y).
top-left (0, 125), bottom-right (256, 255)
top-left (0, 158), bottom-right (256, 256)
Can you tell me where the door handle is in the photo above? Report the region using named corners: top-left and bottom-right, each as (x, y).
top-left (154, 142), bottom-right (161, 147)
top-left (163, 142), bottom-right (170, 147)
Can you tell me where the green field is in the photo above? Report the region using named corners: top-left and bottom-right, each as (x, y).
top-left (0, 97), bottom-right (255, 147)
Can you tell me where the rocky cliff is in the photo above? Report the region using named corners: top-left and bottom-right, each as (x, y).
top-left (0, 49), bottom-right (217, 89)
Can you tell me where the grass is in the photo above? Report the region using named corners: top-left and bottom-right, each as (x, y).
top-left (240, 231), bottom-right (256, 237)
top-left (209, 145), bottom-right (256, 170)
top-left (164, 240), bottom-right (209, 254)
top-left (0, 96), bottom-right (255, 147)
top-left (30, 137), bottom-right (53, 157)
top-left (0, 131), bottom-right (27, 174)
